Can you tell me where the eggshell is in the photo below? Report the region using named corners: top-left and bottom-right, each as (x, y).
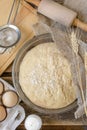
top-left (2, 90), bottom-right (19, 108)
top-left (0, 105), bottom-right (7, 122)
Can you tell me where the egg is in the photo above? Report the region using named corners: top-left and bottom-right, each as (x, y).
top-left (0, 105), bottom-right (7, 122)
top-left (0, 82), bottom-right (4, 95)
top-left (2, 90), bottom-right (19, 108)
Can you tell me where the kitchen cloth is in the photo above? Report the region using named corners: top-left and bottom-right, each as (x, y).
top-left (32, 0), bottom-right (87, 119)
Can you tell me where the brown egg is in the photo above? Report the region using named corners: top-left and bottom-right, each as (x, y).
top-left (0, 82), bottom-right (4, 95)
top-left (0, 105), bottom-right (7, 122)
top-left (2, 90), bottom-right (19, 108)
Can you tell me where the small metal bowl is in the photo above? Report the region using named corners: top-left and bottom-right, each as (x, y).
top-left (0, 24), bottom-right (21, 48)
top-left (12, 33), bottom-right (77, 114)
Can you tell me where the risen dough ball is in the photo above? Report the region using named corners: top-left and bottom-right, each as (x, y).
top-left (19, 43), bottom-right (76, 109)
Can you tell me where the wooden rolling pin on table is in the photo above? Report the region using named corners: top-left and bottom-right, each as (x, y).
top-left (25, 0), bottom-right (87, 32)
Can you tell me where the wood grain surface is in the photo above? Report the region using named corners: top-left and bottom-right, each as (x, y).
top-left (0, 0), bottom-right (37, 75)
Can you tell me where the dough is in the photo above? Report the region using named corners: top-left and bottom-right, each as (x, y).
top-left (19, 43), bottom-right (76, 109)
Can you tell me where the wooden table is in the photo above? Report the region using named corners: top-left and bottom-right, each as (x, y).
top-left (1, 65), bottom-right (86, 130)
top-left (0, 0), bottom-right (86, 129)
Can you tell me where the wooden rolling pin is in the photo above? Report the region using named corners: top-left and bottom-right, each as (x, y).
top-left (25, 0), bottom-right (87, 32)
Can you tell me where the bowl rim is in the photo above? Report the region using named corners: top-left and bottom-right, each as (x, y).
top-left (12, 33), bottom-right (77, 115)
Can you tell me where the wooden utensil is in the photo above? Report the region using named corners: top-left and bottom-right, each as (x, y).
top-left (0, 0), bottom-right (38, 75)
top-left (25, 0), bottom-right (87, 32)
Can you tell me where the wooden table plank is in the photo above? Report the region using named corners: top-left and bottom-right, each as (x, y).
top-left (17, 125), bottom-right (85, 130)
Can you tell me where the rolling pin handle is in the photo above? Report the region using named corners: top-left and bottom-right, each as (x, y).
top-left (73, 18), bottom-right (87, 32)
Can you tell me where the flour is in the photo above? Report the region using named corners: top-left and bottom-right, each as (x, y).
top-left (19, 42), bottom-right (76, 109)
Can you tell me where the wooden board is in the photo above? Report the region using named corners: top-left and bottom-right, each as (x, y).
top-left (0, 0), bottom-right (38, 76)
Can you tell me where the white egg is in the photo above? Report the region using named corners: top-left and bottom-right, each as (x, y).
top-left (2, 91), bottom-right (19, 108)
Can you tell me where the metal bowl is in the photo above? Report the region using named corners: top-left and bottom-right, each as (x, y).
top-left (0, 24), bottom-right (21, 48)
top-left (12, 33), bottom-right (77, 114)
